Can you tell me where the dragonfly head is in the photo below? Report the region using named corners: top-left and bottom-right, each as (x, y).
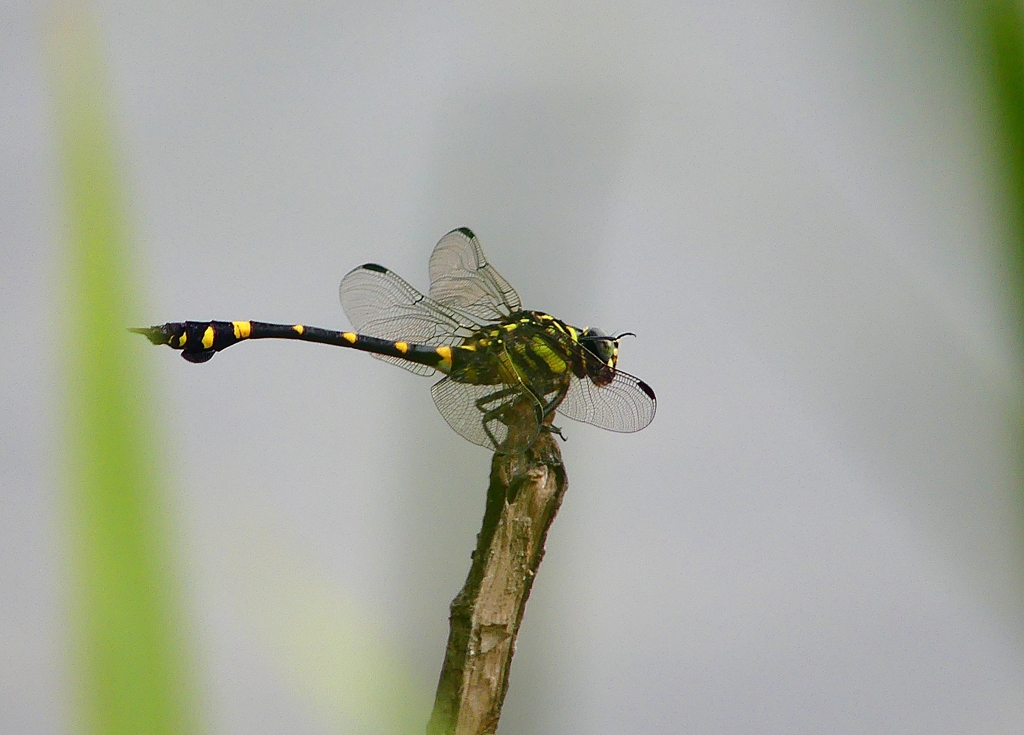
top-left (579, 328), bottom-right (635, 370)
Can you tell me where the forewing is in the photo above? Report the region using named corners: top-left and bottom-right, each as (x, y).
top-left (340, 263), bottom-right (478, 376)
top-left (558, 368), bottom-right (657, 433)
top-left (428, 228), bottom-right (522, 321)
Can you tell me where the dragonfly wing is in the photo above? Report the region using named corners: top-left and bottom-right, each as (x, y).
top-left (557, 368), bottom-right (657, 433)
top-left (340, 262), bottom-right (478, 376)
top-left (430, 377), bottom-right (542, 454)
top-left (428, 228), bottom-right (522, 322)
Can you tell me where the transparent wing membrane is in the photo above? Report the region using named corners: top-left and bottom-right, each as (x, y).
top-left (340, 262), bottom-right (478, 376)
top-left (428, 228), bottom-right (522, 323)
top-left (558, 369), bottom-right (657, 433)
top-left (431, 378), bottom-right (536, 452)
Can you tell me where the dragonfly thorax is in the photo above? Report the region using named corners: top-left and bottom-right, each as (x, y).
top-left (448, 310), bottom-right (580, 387)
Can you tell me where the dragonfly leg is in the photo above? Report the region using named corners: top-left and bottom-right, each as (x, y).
top-left (474, 386), bottom-right (548, 451)
top-left (479, 381), bottom-right (571, 449)
top-left (543, 424), bottom-right (567, 441)
top-left (475, 386), bottom-right (523, 449)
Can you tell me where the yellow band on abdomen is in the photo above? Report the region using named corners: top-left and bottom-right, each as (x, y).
top-left (435, 345), bottom-right (453, 372)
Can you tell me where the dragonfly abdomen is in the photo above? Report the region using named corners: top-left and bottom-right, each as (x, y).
top-left (131, 320), bottom-right (454, 370)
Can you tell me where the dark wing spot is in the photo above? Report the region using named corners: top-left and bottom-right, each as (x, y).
top-left (638, 379), bottom-right (656, 400)
top-left (361, 263), bottom-right (388, 273)
top-left (454, 227), bottom-right (476, 239)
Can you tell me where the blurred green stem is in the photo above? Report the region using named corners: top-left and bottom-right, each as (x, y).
top-left (984, 1), bottom-right (1024, 542)
top-left (49, 7), bottom-right (201, 734)
top-left (986, 1), bottom-right (1024, 301)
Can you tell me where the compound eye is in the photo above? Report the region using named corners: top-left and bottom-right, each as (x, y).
top-left (581, 327), bottom-right (615, 364)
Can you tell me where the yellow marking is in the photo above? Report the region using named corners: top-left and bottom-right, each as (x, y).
top-left (478, 338), bottom-right (490, 348)
top-left (394, 341), bottom-right (409, 354)
top-left (537, 313), bottom-right (553, 320)
top-left (566, 325), bottom-right (578, 341)
top-left (435, 345), bottom-right (453, 370)
top-left (177, 332), bottom-right (187, 348)
top-left (531, 337), bottom-right (568, 373)
top-left (503, 323), bottom-right (518, 331)
top-left (342, 332), bottom-right (357, 344)
top-left (202, 325), bottom-right (215, 349)
top-left (233, 321), bottom-right (251, 339)
top-left (293, 324), bottom-right (305, 335)
top-left (458, 343), bottom-right (476, 351)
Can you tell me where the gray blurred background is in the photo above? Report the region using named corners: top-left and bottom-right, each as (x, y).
top-left (4, 1), bottom-right (1024, 733)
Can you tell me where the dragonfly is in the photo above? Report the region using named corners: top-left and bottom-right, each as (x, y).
top-left (134, 228), bottom-right (656, 453)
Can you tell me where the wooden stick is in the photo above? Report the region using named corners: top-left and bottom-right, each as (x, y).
top-left (427, 417), bottom-right (567, 735)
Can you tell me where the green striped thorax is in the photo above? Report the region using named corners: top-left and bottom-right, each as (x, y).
top-left (448, 310), bottom-right (623, 392)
